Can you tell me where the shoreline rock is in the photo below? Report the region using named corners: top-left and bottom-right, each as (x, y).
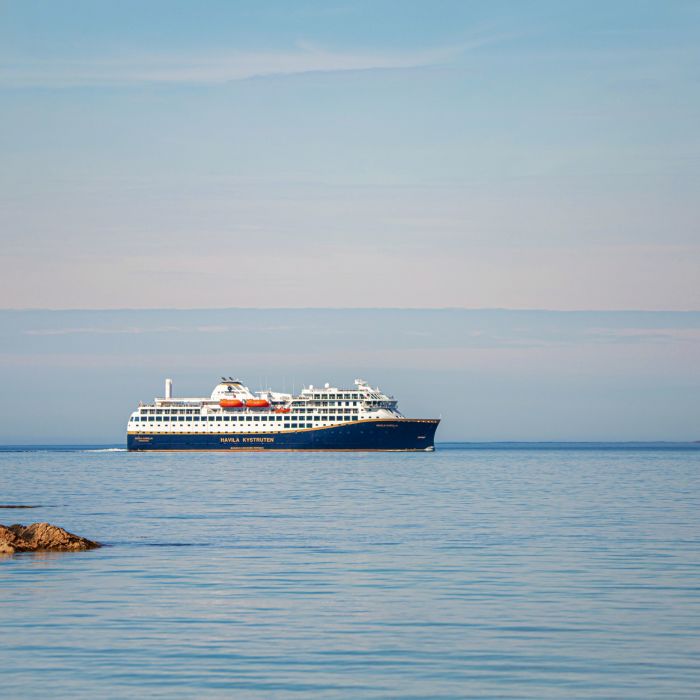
top-left (0, 523), bottom-right (101, 554)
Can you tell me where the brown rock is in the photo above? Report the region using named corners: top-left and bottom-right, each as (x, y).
top-left (0, 522), bottom-right (101, 553)
top-left (0, 525), bottom-right (21, 553)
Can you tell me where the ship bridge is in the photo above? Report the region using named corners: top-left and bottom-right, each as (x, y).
top-left (210, 378), bottom-right (254, 401)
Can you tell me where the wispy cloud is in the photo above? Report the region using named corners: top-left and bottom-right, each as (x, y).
top-left (0, 42), bottom-right (465, 88)
top-left (584, 327), bottom-right (700, 344)
top-left (20, 323), bottom-right (300, 336)
top-left (22, 325), bottom-right (230, 336)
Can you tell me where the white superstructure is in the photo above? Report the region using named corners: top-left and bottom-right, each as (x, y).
top-left (127, 378), bottom-right (403, 435)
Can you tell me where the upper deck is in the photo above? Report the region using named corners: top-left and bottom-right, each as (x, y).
top-left (127, 378), bottom-right (405, 433)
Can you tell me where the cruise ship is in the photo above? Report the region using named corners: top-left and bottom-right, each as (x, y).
top-left (127, 378), bottom-right (439, 451)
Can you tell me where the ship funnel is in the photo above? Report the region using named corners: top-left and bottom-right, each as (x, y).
top-left (165, 378), bottom-right (173, 399)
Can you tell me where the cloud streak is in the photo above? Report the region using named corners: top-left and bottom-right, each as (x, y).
top-left (21, 325), bottom-right (230, 336)
top-left (0, 43), bottom-right (464, 88)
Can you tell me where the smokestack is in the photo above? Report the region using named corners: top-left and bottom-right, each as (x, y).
top-left (165, 378), bottom-right (173, 399)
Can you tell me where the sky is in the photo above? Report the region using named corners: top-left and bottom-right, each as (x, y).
top-left (1, 0), bottom-right (699, 309)
top-left (1, 2), bottom-right (699, 442)
top-left (2, 309), bottom-right (699, 443)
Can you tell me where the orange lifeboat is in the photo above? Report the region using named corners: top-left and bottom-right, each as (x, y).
top-left (274, 407), bottom-right (291, 414)
top-left (246, 399), bottom-right (270, 408)
top-left (219, 399), bottom-right (243, 408)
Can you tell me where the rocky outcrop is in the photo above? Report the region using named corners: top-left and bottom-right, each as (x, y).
top-left (0, 523), bottom-right (101, 554)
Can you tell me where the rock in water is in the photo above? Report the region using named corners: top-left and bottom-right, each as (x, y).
top-left (0, 523), bottom-right (101, 554)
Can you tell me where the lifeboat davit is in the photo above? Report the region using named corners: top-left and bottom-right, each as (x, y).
top-left (246, 399), bottom-right (270, 408)
top-left (219, 399), bottom-right (243, 408)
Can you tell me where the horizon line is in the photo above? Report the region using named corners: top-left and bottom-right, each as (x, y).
top-left (1, 440), bottom-right (698, 448)
top-left (3, 306), bottom-right (700, 314)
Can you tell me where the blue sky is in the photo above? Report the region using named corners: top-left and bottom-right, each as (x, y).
top-left (2, 309), bottom-right (699, 443)
top-left (1, 1), bottom-right (698, 309)
top-left (1, 3), bottom-right (699, 442)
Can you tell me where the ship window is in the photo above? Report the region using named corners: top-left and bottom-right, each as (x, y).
top-left (245, 416), bottom-right (252, 421)
top-left (216, 416), bottom-right (222, 421)
top-left (186, 417), bottom-right (193, 422)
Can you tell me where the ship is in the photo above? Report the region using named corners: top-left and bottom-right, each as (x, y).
top-left (127, 377), bottom-right (439, 451)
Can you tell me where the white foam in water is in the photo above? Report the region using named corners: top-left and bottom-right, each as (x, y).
top-left (84, 448), bottom-right (127, 452)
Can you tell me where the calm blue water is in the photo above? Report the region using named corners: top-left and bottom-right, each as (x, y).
top-left (1, 445), bottom-right (699, 699)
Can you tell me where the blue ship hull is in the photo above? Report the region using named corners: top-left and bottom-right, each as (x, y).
top-left (127, 419), bottom-right (439, 451)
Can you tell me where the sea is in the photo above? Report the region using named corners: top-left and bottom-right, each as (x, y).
top-left (1, 443), bottom-right (699, 699)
